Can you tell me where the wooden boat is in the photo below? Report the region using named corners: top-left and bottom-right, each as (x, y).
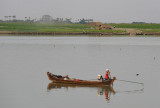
top-left (47, 72), bottom-right (116, 86)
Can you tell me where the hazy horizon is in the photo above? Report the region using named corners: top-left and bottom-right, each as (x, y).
top-left (0, 0), bottom-right (160, 23)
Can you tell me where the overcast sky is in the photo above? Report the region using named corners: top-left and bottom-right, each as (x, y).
top-left (0, 0), bottom-right (160, 23)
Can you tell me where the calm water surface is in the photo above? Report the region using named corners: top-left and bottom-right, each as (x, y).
top-left (0, 36), bottom-right (160, 108)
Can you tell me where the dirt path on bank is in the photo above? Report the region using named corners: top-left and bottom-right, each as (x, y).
top-left (113, 28), bottom-right (142, 35)
top-left (0, 31), bottom-right (12, 34)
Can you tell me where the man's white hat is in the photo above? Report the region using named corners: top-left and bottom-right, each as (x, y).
top-left (106, 69), bottom-right (109, 71)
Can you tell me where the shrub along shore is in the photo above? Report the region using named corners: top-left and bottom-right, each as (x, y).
top-left (0, 22), bottom-right (160, 36)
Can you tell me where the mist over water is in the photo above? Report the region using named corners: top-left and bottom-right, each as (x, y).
top-left (1, 0), bottom-right (160, 23)
top-left (0, 36), bottom-right (160, 108)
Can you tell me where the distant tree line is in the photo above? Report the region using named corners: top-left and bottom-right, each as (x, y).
top-left (0, 15), bottom-right (94, 24)
top-left (1, 15), bottom-right (35, 23)
top-left (132, 22), bottom-right (146, 24)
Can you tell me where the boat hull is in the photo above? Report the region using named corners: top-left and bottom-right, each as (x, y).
top-left (47, 72), bottom-right (115, 86)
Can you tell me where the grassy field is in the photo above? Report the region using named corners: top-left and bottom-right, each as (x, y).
top-left (0, 22), bottom-right (160, 35)
top-left (110, 23), bottom-right (160, 33)
top-left (0, 22), bottom-right (123, 33)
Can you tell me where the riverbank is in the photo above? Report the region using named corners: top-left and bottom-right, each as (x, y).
top-left (0, 31), bottom-right (130, 35)
top-left (0, 23), bottom-right (160, 36)
top-left (1, 31), bottom-right (160, 36)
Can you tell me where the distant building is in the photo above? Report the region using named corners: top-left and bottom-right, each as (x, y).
top-left (41, 15), bottom-right (53, 23)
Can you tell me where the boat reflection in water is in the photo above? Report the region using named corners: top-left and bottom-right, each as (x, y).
top-left (47, 82), bottom-right (115, 103)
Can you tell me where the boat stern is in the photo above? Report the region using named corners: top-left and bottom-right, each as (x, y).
top-left (110, 77), bottom-right (116, 85)
top-left (47, 72), bottom-right (53, 80)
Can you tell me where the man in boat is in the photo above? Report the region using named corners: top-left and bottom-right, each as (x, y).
top-left (58, 74), bottom-right (69, 79)
top-left (63, 75), bottom-right (69, 80)
top-left (105, 69), bottom-right (111, 80)
top-left (47, 72), bottom-right (69, 79)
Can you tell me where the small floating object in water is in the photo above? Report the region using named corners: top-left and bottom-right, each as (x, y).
top-left (136, 74), bottom-right (139, 76)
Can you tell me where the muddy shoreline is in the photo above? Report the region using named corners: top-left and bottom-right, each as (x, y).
top-left (0, 31), bottom-right (160, 36)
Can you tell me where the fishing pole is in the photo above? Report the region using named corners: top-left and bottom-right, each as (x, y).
top-left (116, 79), bottom-right (144, 85)
top-left (89, 78), bottom-right (144, 85)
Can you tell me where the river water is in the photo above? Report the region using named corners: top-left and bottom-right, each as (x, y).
top-left (0, 35), bottom-right (160, 108)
